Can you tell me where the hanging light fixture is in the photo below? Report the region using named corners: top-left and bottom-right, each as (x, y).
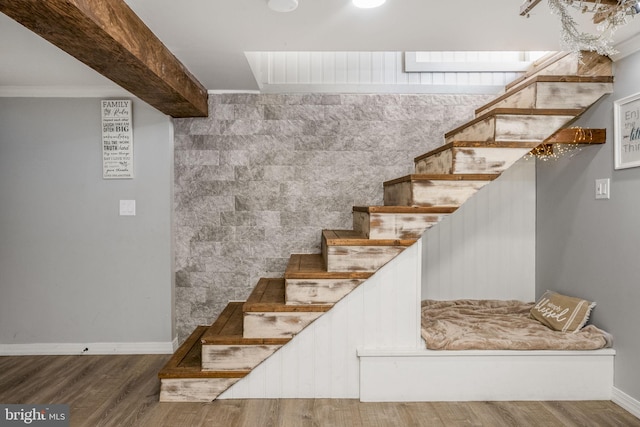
top-left (268, 0), bottom-right (298, 12)
top-left (523, 0), bottom-right (639, 56)
top-left (353, 0), bottom-right (386, 9)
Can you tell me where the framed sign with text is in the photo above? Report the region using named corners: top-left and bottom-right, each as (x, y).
top-left (614, 92), bottom-right (640, 170)
top-left (101, 99), bottom-right (134, 179)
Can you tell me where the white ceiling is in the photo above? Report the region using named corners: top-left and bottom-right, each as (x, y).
top-left (1, 0), bottom-right (640, 93)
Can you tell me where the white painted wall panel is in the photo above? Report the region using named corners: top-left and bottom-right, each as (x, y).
top-left (371, 52), bottom-right (384, 84)
top-left (310, 52), bottom-right (323, 84)
top-left (249, 51), bottom-right (528, 90)
top-left (359, 52), bottom-right (372, 84)
top-left (322, 52), bottom-right (335, 84)
top-left (422, 157), bottom-right (536, 302)
top-left (219, 241), bottom-right (423, 399)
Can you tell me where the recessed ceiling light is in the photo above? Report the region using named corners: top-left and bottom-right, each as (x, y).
top-left (353, 0), bottom-right (386, 8)
top-left (268, 0), bottom-right (299, 12)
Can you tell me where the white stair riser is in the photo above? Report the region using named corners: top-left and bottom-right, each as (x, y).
top-left (446, 115), bottom-right (576, 143)
top-left (243, 312), bottom-right (323, 339)
top-left (353, 210), bottom-right (444, 239)
top-left (384, 180), bottom-right (489, 207)
top-left (476, 82), bottom-right (612, 116)
top-left (160, 378), bottom-right (240, 402)
top-left (323, 245), bottom-right (405, 272)
top-left (285, 278), bottom-right (364, 305)
top-left (415, 147), bottom-right (531, 175)
top-left (201, 344), bottom-right (282, 371)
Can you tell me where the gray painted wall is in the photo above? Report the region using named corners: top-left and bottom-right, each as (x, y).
top-left (0, 98), bottom-right (174, 349)
top-left (536, 52), bottom-right (640, 401)
top-left (173, 92), bottom-right (492, 342)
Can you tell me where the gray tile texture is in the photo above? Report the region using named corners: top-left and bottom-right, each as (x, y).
top-left (173, 92), bottom-right (492, 342)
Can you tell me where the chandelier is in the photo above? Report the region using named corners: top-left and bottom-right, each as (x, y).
top-left (521, 0), bottom-right (640, 56)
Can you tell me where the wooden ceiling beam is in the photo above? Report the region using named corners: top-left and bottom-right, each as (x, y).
top-left (0, 0), bottom-right (208, 118)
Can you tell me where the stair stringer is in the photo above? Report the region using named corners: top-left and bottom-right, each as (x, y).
top-left (218, 240), bottom-right (423, 399)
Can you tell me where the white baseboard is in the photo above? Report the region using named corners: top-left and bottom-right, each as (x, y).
top-left (612, 387), bottom-right (640, 419)
top-left (0, 341), bottom-right (175, 355)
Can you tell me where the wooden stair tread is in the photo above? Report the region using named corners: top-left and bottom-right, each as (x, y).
top-left (285, 253), bottom-right (373, 280)
top-left (383, 173), bottom-right (500, 187)
top-left (505, 51), bottom-right (612, 91)
top-left (323, 229), bottom-right (415, 247)
top-left (244, 277), bottom-right (333, 312)
top-left (444, 108), bottom-right (585, 140)
top-left (414, 141), bottom-right (540, 162)
top-left (477, 75), bottom-right (613, 116)
top-left (352, 206), bottom-right (457, 214)
top-left (544, 128), bottom-right (606, 144)
top-left (158, 326), bottom-right (248, 379)
top-left (201, 302), bottom-right (290, 346)
top-left (505, 52), bottom-right (571, 90)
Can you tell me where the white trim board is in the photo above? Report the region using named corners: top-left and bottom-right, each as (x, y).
top-left (612, 387), bottom-right (640, 420)
top-left (259, 84), bottom-right (503, 95)
top-left (0, 341), bottom-right (175, 355)
top-left (404, 52), bottom-right (532, 73)
top-left (358, 348), bottom-right (615, 402)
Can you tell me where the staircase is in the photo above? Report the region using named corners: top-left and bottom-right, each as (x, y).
top-left (159, 51), bottom-right (613, 402)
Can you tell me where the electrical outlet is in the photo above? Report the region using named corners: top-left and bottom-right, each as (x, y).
top-left (595, 179), bottom-right (610, 200)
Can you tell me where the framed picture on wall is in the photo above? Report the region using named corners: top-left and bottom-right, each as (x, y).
top-left (614, 92), bottom-right (640, 170)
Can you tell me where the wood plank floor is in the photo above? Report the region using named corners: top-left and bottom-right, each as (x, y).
top-left (1, 354), bottom-right (638, 427)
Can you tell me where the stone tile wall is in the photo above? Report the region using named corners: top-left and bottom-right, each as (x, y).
top-left (173, 92), bottom-right (493, 342)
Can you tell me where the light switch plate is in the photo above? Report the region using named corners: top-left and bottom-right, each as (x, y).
top-left (119, 199), bottom-right (136, 216)
top-left (595, 179), bottom-right (610, 200)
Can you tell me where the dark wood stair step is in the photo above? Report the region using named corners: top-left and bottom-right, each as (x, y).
top-left (284, 254), bottom-right (371, 305)
top-left (285, 253), bottom-right (373, 280)
top-left (244, 277), bottom-right (333, 312)
top-left (159, 326), bottom-right (247, 379)
top-left (413, 141), bottom-right (538, 175)
top-left (505, 51), bottom-right (612, 92)
top-left (322, 229), bottom-right (415, 273)
top-left (444, 108), bottom-right (584, 143)
top-left (200, 302), bottom-right (289, 372)
top-left (383, 174), bottom-right (499, 208)
top-left (158, 325), bottom-right (246, 402)
top-left (243, 278), bottom-right (331, 339)
top-left (352, 206), bottom-right (457, 239)
top-left (475, 75), bottom-right (613, 117)
top-left (201, 302), bottom-right (290, 346)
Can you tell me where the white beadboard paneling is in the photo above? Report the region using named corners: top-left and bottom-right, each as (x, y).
top-left (359, 52), bottom-right (372, 84)
top-left (298, 51), bottom-right (311, 84)
top-left (310, 52), bottom-right (323, 84)
top-left (422, 157), bottom-right (536, 301)
top-left (347, 52), bottom-right (359, 84)
top-left (248, 51), bottom-right (544, 90)
top-left (370, 52), bottom-right (384, 84)
top-left (285, 52), bottom-right (298, 84)
top-left (335, 52), bottom-right (348, 84)
top-left (219, 241), bottom-right (422, 399)
top-left (322, 52), bottom-right (336, 84)
top-left (271, 52), bottom-right (286, 84)
top-left (383, 52), bottom-right (396, 84)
